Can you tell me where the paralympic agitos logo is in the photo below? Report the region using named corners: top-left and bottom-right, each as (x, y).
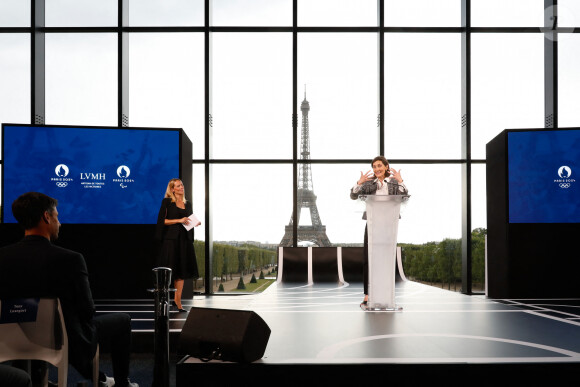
top-left (554, 165), bottom-right (575, 189)
top-left (113, 165), bottom-right (135, 188)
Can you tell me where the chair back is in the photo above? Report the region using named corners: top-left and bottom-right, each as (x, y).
top-left (0, 297), bottom-right (99, 387)
top-left (0, 298), bottom-right (68, 386)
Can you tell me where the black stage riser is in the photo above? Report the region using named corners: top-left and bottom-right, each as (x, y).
top-left (176, 361), bottom-right (578, 386)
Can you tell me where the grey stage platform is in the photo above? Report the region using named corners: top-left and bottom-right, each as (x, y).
top-left (96, 279), bottom-right (580, 385)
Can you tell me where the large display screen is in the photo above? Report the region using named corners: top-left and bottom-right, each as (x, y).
top-left (2, 124), bottom-right (181, 224)
top-left (508, 129), bottom-right (580, 223)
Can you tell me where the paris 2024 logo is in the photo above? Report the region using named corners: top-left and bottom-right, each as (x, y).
top-left (555, 166), bottom-right (574, 189)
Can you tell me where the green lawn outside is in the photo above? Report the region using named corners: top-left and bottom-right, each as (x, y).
top-left (230, 278), bottom-right (276, 293)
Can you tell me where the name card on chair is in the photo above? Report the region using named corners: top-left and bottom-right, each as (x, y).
top-left (0, 298), bottom-right (40, 324)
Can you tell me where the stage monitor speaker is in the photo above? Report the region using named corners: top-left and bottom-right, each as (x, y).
top-left (178, 307), bottom-right (271, 363)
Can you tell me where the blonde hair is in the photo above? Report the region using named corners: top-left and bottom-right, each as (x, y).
top-left (164, 178), bottom-right (187, 203)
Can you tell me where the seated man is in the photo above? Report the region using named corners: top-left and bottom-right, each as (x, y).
top-left (0, 192), bottom-right (138, 387)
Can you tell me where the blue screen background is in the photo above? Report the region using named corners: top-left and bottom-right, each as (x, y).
top-left (508, 129), bottom-right (580, 223)
top-left (2, 125), bottom-right (181, 224)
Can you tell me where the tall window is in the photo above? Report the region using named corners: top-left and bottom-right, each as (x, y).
top-left (0, 1), bottom-right (573, 295)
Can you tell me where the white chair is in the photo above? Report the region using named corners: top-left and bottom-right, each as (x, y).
top-left (0, 298), bottom-right (99, 387)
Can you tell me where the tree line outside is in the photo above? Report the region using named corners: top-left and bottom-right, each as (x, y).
top-left (400, 228), bottom-right (487, 292)
top-left (0, 204), bottom-right (486, 294)
top-left (193, 241), bottom-right (277, 292)
top-left (191, 228), bottom-right (486, 294)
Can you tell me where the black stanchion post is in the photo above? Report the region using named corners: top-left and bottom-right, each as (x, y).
top-left (150, 267), bottom-right (173, 387)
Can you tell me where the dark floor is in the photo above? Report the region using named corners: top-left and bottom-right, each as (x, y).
top-left (48, 352), bottom-right (174, 387)
top-left (51, 279), bottom-right (580, 386)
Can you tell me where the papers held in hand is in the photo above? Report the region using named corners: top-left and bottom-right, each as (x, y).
top-left (183, 213), bottom-right (201, 231)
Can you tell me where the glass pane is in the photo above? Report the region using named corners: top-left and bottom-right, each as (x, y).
top-left (212, 33), bottom-right (292, 159)
top-left (471, 34), bottom-right (543, 159)
top-left (558, 1), bottom-right (580, 27)
top-left (129, 0), bottom-right (203, 26)
top-left (212, 164), bottom-right (292, 243)
top-left (0, 34), bottom-right (30, 136)
top-left (385, 0), bottom-right (460, 27)
top-left (46, 0), bottom-right (117, 27)
top-left (385, 33), bottom-right (461, 159)
top-left (471, 163), bottom-right (486, 293)
top-left (290, 163), bottom-right (367, 246)
top-left (397, 164), bottom-right (461, 244)
top-left (213, 0), bottom-right (292, 26)
top-left (558, 34), bottom-right (580, 127)
top-left (45, 34), bottom-right (117, 126)
top-left (0, 0), bottom-right (30, 26)
top-left (298, 33), bottom-right (378, 159)
top-left (209, 238), bottom-right (278, 293)
top-left (211, 164), bottom-right (290, 293)
top-left (129, 33), bottom-right (205, 158)
top-left (396, 164), bottom-right (462, 291)
top-left (471, 0), bottom-right (544, 27)
top-left (298, 0), bottom-right (377, 27)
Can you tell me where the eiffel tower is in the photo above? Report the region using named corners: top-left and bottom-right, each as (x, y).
top-left (280, 91), bottom-right (332, 247)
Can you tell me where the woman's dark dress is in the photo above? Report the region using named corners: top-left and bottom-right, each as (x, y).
top-left (155, 198), bottom-right (199, 280)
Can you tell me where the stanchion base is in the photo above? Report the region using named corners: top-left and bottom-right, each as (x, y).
top-left (360, 303), bottom-right (403, 312)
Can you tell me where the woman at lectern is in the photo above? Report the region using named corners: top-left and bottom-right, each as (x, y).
top-left (350, 156), bottom-right (408, 306)
top-left (155, 178), bottom-right (200, 312)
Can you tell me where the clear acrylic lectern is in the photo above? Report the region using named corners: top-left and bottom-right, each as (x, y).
top-left (360, 194), bottom-right (408, 311)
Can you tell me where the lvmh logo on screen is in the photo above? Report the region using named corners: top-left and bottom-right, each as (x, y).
top-left (80, 173), bottom-right (106, 180)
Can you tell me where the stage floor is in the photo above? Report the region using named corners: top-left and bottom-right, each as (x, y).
top-left (96, 280), bottom-right (580, 384)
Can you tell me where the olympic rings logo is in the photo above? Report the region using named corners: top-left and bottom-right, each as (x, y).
top-left (559, 183), bottom-right (571, 189)
top-left (56, 182), bottom-right (68, 188)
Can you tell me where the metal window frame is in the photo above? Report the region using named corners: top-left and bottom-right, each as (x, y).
top-left (0, 0), bottom-right (566, 294)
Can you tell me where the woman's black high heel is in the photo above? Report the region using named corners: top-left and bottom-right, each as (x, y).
top-left (172, 301), bottom-right (187, 312)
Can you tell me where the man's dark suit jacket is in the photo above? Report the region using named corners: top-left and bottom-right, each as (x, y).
top-left (0, 235), bottom-right (97, 372)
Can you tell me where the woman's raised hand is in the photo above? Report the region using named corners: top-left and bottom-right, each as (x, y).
top-left (357, 170), bottom-right (374, 185)
top-left (389, 168), bottom-right (403, 183)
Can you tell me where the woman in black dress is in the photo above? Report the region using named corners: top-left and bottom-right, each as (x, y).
top-left (155, 178), bottom-right (200, 312)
